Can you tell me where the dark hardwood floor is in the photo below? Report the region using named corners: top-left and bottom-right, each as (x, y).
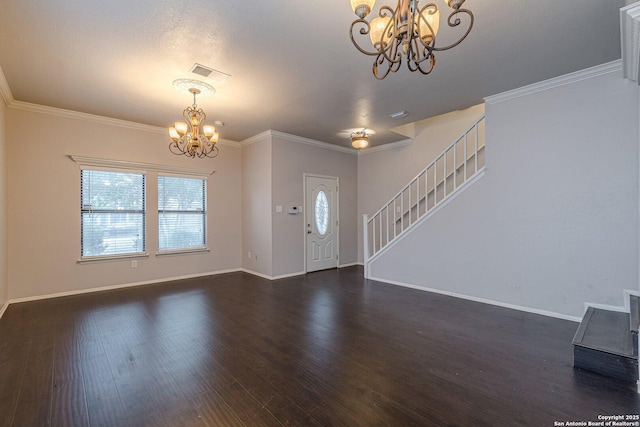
top-left (1, 266), bottom-right (638, 426)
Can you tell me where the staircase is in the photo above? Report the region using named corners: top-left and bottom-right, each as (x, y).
top-left (573, 292), bottom-right (640, 384)
top-left (363, 115), bottom-right (485, 276)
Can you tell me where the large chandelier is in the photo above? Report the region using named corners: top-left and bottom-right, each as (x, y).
top-left (349, 0), bottom-right (473, 80)
top-left (168, 80), bottom-right (220, 159)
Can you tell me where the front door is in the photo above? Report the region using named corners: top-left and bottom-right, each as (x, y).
top-left (305, 175), bottom-right (338, 272)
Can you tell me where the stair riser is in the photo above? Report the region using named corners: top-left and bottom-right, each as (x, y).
top-left (574, 346), bottom-right (638, 383)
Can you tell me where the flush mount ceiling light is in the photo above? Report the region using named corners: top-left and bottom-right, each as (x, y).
top-left (349, 0), bottom-right (474, 80)
top-left (351, 129), bottom-right (370, 149)
top-left (168, 79), bottom-right (220, 159)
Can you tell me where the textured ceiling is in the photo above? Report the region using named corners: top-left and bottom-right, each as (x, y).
top-left (0, 0), bottom-right (627, 148)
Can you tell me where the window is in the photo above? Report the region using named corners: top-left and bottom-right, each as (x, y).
top-left (315, 190), bottom-right (329, 236)
top-left (81, 170), bottom-right (146, 258)
top-left (158, 175), bottom-right (207, 252)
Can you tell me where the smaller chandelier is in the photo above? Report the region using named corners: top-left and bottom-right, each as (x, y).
top-left (351, 130), bottom-right (370, 149)
top-left (168, 82), bottom-right (219, 159)
top-left (349, 0), bottom-right (473, 80)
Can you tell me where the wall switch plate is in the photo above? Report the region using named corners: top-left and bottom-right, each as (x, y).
top-left (131, 260), bottom-right (137, 268)
top-left (248, 251), bottom-right (251, 259)
top-left (276, 205), bottom-right (283, 213)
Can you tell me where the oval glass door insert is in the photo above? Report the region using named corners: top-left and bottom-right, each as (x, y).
top-left (315, 190), bottom-right (329, 236)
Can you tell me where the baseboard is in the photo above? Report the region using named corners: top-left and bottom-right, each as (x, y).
top-left (584, 302), bottom-right (628, 314)
top-left (240, 269), bottom-right (306, 281)
top-left (0, 300), bottom-right (8, 320)
top-left (8, 268), bottom-right (243, 305)
top-left (368, 275), bottom-right (582, 323)
top-left (242, 265), bottom-right (360, 280)
top-left (338, 262), bottom-right (359, 268)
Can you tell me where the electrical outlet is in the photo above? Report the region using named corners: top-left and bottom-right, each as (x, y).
top-left (131, 260), bottom-right (137, 268)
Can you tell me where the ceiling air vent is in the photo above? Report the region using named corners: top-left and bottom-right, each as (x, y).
top-left (190, 63), bottom-right (214, 77)
top-left (390, 111), bottom-right (409, 119)
top-left (189, 63), bottom-right (231, 83)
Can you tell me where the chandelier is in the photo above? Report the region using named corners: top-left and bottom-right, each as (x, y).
top-left (349, 0), bottom-right (473, 80)
top-left (351, 130), bottom-right (370, 149)
top-left (168, 80), bottom-right (220, 159)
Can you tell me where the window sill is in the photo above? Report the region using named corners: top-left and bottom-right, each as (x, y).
top-left (156, 248), bottom-right (210, 257)
top-left (77, 253), bottom-right (149, 264)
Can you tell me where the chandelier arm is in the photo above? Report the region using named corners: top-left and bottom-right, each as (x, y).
top-left (413, 51), bottom-right (436, 75)
top-left (409, 36), bottom-right (438, 70)
top-left (169, 140), bottom-right (188, 156)
top-left (415, 3), bottom-right (438, 46)
top-left (373, 35), bottom-right (405, 79)
top-left (198, 108), bottom-right (206, 124)
top-left (349, 19), bottom-right (381, 56)
top-left (199, 144), bottom-right (219, 159)
top-left (430, 9), bottom-right (474, 52)
top-left (349, 4), bottom-right (400, 57)
top-left (373, 54), bottom-right (393, 80)
top-left (183, 106), bottom-right (194, 125)
top-left (406, 38), bottom-right (422, 72)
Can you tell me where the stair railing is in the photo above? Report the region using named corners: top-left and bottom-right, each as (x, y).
top-left (363, 115), bottom-right (486, 271)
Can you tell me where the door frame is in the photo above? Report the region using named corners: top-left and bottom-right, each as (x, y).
top-left (303, 173), bottom-right (340, 273)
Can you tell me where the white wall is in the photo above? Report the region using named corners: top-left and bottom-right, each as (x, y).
top-left (357, 104), bottom-right (485, 262)
top-left (241, 135), bottom-right (273, 277)
top-left (7, 108), bottom-right (242, 300)
top-left (271, 134), bottom-right (358, 277)
top-left (0, 95), bottom-right (7, 310)
top-left (366, 68), bottom-right (640, 318)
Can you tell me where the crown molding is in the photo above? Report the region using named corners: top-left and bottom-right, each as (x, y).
top-left (484, 60), bottom-right (623, 105)
top-left (270, 130), bottom-right (356, 154)
top-left (241, 129), bottom-right (357, 155)
top-left (358, 138), bottom-right (413, 155)
top-left (11, 100), bottom-right (165, 133)
top-left (6, 99), bottom-right (240, 147)
top-left (0, 65), bottom-right (14, 107)
top-left (69, 155), bottom-right (215, 177)
top-left (621, 3), bottom-right (640, 83)
top-left (240, 129), bottom-right (272, 147)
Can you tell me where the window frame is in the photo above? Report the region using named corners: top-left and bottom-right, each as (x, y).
top-left (71, 156), bottom-right (215, 263)
top-left (157, 174), bottom-right (209, 256)
top-left (79, 167), bottom-right (148, 262)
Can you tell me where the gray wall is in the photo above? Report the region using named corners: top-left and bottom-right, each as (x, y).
top-left (357, 104), bottom-right (485, 263)
top-left (0, 94), bottom-right (6, 310)
top-left (367, 69), bottom-right (639, 318)
top-left (241, 135), bottom-right (273, 277)
top-left (271, 134), bottom-right (358, 277)
top-left (7, 108), bottom-right (243, 300)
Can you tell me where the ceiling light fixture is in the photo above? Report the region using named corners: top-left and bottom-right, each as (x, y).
top-left (351, 130), bottom-right (370, 149)
top-left (168, 79), bottom-right (220, 159)
top-left (349, 0), bottom-right (474, 80)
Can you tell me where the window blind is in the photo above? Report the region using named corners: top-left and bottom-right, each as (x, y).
top-left (81, 170), bottom-right (146, 257)
top-left (158, 176), bottom-right (206, 251)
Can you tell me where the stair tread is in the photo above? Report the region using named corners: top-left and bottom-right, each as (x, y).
top-left (572, 307), bottom-right (636, 358)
